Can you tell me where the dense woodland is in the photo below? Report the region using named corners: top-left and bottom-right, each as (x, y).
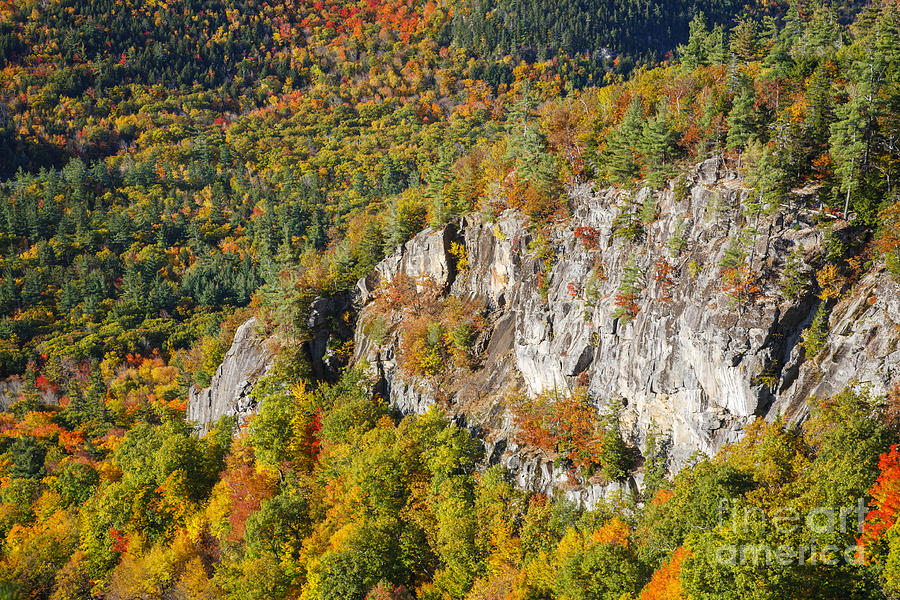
top-left (3, 0), bottom-right (900, 598)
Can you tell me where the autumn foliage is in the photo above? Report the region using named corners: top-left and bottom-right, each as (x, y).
top-left (511, 388), bottom-right (633, 480)
top-left (860, 444), bottom-right (900, 559)
top-left (638, 547), bottom-right (690, 600)
top-left (1, 0), bottom-right (900, 598)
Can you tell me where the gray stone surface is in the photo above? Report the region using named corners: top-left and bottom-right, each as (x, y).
top-left (352, 159), bottom-right (900, 504)
top-left (307, 292), bottom-right (356, 381)
top-left (191, 159), bottom-right (900, 506)
top-left (187, 318), bottom-right (274, 435)
top-left (187, 292), bottom-right (358, 434)
top-left (772, 268), bottom-right (900, 421)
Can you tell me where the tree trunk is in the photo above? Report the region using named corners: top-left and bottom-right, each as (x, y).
top-left (843, 184), bottom-right (851, 221)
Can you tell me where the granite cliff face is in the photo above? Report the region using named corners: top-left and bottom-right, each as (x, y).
top-left (190, 159), bottom-right (900, 503)
top-left (187, 295), bottom-right (356, 434)
top-left (187, 318), bottom-right (274, 436)
top-left (352, 159), bottom-right (900, 499)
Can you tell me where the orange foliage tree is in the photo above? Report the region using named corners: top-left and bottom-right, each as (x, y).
top-left (511, 389), bottom-right (610, 472)
top-left (638, 546), bottom-right (691, 600)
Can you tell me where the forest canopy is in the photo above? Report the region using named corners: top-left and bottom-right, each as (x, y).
top-left (3, 0), bottom-right (900, 598)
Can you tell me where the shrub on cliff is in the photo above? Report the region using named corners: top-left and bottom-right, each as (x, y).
top-left (512, 389), bottom-right (634, 481)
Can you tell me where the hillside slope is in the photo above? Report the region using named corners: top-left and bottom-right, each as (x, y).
top-left (191, 158), bottom-right (900, 503)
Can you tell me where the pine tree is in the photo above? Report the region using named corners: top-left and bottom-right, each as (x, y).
top-left (121, 260), bottom-right (147, 312)
top-left (613, 255), bottom-right (644, 322)
top-left (872, 1), bottom-right (900, 79)
top-left (762, 1), bottom-right (799, 80)
top-left (505, 81), bottom-right (554, 191)
top-left (58, 279), bottom-right (80, 313)
top-left (63, 371), bottom-right (107, 429)
top-left (306, 207), bottom-right (327, 252)
top-left (210, 182), bottom-right (226, 225)
top-left (426, 146), bottom-right (455, 228)
top-left (379, 157), bottom-right (404, 197)
top-left (870, 1), bottom-right (900, 196)
top-left (0, 271), bottom-right (18, 314)
top-left (606, 98), bottom-right (643, 184)
top-left (745, 143), bottom-right (788, 266)
top-left (706, 24), bottom-right (728, 65)
top-left (150, 276), bottom-right (177, 312)
top-left (84, 368), bottom-right (108, 426)
top-left (276, 223), bottom-right (295, 269)
top-left (805, 64), bottom-right (835, 152)
top-left (799, 3), bottom-right (842, 58)
top-left (726, 78), bottom-right (757, 167)
top-left (62, 381), bottom-right (88, 428)
top-left (188, 219), bottom-right (205, 254)
top-left (640, 101), bottom-right (679, 185)
top-left (730, 18), bottom-right (758, 62)
top-left (829, 84), bottom-right (870, 220)
top-left (21, 270), bottom-right (42, 305)
top-left (680, 12), bottom-right (710, 70)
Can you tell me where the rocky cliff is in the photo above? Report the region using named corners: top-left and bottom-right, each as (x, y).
top-left (187, 318), bottom-right (275, 436)
top-left (187, 295), bottom-right (356, 434)
top-left (352, 158), bottom-right (900, 501)
top-left (190, 159), bottom-right (900, 504)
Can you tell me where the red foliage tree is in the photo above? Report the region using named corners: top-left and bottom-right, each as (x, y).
top-left (653, 258), bottom-right (675, 302)
top-left (512, 390), bottom-right (605, 470)
top-left (859, 444), bottom-right (900, 560)
top-left (219, 442), bottom-right (278, 542)
top-left (574, 226), bottom-right (601, 250)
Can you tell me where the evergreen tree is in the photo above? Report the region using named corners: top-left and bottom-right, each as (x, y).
top-left (706, 24), bottom-right (728, 65)
top-left (805, 64), bottom-right (835, 153)
top-left (829, 83), bottom-right (871, 221)
top-left (379, 157), bottom-right (405, 197)
top-left (0, 270), bottom-right (19, 313)
top-left (505, 81), bottom-right (554, 190)
top-left (426, 146), bottom-right (456, 228)
top-left (799, 3), bottom-right (842, 58)
top-left (762, 1), bottom-right (800, 79)
top-left (188, 219), bottom-right (205, 254)
top-left (276, 223), bottom-right (295, 270)
top-left (210, 182), bottom-right (226, 225)
top-left (680, 12), bottom-right (710, 69)
top-left (383, 196), bottom-right (425, 255)
top-left (640, 101), bottom-right (679, 184)
top-left (606, 98), bottom-right (643, 184)
top-left (870, 1), bottom-right (900, 196)
top-left (745, 143), bottom-right (788, 266)
top-left (21, 269), bottom-right (43, 305)
top-left (730, 18), bottom-right (758, 62)
top-left (84, 369), bottom-right (108, 426)
top-left (149, 276), bottom-right (177, 312)
top-left (121, 260), bottom-right (147, 313)
top-left (726, 77), bottom-right (757, 166)
top-left (306, 207), bottom-right (327, 252)
top-left (59, 279), bottom-right (80, 313)
top-left (779, 0), bottom-right (805, 51)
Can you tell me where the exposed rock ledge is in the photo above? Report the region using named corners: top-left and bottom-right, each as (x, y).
top-left (187, 294), bottom-right (356, 434)
top-left (187, 318), bottom-right (274, 436)
top-left (190, 159), bottom-right (900, 505)
top-left (352, 158), bottom-right (900, 502)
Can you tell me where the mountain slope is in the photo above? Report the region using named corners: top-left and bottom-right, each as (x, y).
top-left (191, 158), bottom-right (900, 501)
